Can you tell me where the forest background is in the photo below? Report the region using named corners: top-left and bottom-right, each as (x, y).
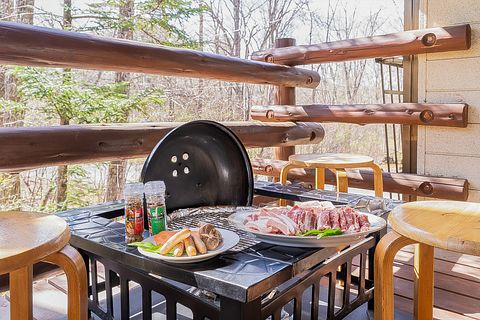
top-left (0, 0), bottom-right (404, 212)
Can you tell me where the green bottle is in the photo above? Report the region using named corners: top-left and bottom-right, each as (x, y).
top-left (144, 180), bottom-right (167, 235)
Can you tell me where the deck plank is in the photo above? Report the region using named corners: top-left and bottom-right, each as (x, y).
top-left (350, 245), bottom-right (480, 319)
top-left (401, 245), bottom-right (480, 267)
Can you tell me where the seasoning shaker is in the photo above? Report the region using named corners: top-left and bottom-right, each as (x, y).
top-left (124, 182), bottom-right (145, 243)
top-left (144, 180), bottom-right (167, 235)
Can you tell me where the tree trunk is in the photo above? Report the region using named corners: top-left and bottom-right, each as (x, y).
top-left (0, 0), bottom-right (33, 210)
top-left (232, 0), bottom-right (241, 57)
top-left (16, 0), bottom-right (34, 24)
top-left (0, 0), bottom-right (12, 98)
top-left (105, 0), bottom-right (134, 202)
top-left (54, 0), bottom-right (72, 210)
top-left (197, 5), bottom-right (204, 116)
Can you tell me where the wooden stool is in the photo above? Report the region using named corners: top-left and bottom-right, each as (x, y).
top-left (374, 201), bottom-right (480, 320)
top-left (279, 153), bottom-right (384, 206)
top-left (0, 211), bottom-right (88, 320)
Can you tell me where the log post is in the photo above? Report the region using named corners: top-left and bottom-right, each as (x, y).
top-left (273, 38), bottom-right (296, 161)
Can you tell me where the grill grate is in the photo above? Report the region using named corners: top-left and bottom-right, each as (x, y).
top-left (168, 206), bottom-right (258, 251)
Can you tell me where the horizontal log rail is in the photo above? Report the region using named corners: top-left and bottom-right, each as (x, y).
top-left (251, 103), bottom-right (468, 127)
top-left (0, 122), bottom-right (324, 172)
top-left (251, 24), bottom-right (471, 65)
top-left (0, 22), bottom-right (319, 88)
top-left (251, 159), bottom-right (468, 201)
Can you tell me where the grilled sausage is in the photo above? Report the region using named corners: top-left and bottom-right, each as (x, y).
top-left (191, 231), bottom-right (207, 254)
top-left (172, 242), bottom-right (184, 257)
top-left (184, 236), bottom-right (197, 256)
top-left (159, 228), bottom-right (191, 255)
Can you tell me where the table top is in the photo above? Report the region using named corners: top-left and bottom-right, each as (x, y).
top-left (0, 211), bottom-right (70, 274)
top-left (56, 186), bottom-right (394, 303)
top-left (289, 153), bottom-right (374, 168)
top-left (390, 201), bottom-right (480, 256)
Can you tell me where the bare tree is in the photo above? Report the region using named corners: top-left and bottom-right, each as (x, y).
top-left (105, 0), bottom-right (134, 202)
top-left (0, 0), bottom-right (14, 98)
top-left (54, 0), bottom-right (73, 209)
top-left (0, 0), bottom-right (34, 210)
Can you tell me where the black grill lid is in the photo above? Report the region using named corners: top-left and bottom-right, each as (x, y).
top-left (140, 120), bottom-right (254, 213)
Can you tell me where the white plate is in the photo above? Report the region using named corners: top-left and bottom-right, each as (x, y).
top-left (228, 209), bottom-right (386, 248)
top-left (137, 228), bottom-right (240, 264)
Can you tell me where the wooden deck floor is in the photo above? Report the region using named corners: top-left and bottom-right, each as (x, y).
top-left (0, 247), bottom-right (479, 319)
top-left (392, 245), bottom-right (480, 320)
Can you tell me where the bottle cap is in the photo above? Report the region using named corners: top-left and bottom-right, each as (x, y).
top-left (124, 182), bottom-right (144, 197)
top-left (144, 180), bottom-right (166, 195)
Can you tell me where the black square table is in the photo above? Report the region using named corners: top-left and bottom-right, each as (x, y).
top-left (56, 182), bottom-right (399, 320)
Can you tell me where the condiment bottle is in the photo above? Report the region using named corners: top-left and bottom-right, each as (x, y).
top-left (144, 180), bottom-right (167, 235)
top-left (124, 182), bottom-right (145, 243)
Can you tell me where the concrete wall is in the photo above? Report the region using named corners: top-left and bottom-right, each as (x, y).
top-left (417, 0), bottom-right (480, 201)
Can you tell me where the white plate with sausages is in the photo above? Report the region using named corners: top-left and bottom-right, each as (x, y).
top-left (137, 228), bottom-right (240, 264)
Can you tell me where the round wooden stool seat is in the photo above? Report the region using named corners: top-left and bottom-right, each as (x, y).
top-left (279, 153), bottom-right (383, 205)
top-left (374, 201), bottom-right (480, 320)
top-left (289, 153), bottom-right (375, 167)
top-left (0, 211), bottom-right (87, 320)
top-left (0, 211), bottom-right (70, 274)
top-left (389, 201), bottom-right (480, 255)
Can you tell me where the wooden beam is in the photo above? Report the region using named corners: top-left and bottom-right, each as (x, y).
top-left (251, 158), bottom-right (468, 201)
top-left (0, 122), bottom-right (324, 172)
top-left (251, 103), bottom-right (468, 127)
top-left (251, 25), bottom-right (471, 66)
top-left (0, 22), bottom-right (320, 88)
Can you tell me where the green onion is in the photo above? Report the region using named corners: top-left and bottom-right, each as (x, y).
top-left (297, 228), bottom-right (343, 238)
top-left (316, 228), bottom-right (342, 238)
top-left (128, 241), bottom-right (156, 249)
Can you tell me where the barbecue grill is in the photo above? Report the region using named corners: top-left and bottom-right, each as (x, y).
top-left (54, 120), bottom-right (394, 319)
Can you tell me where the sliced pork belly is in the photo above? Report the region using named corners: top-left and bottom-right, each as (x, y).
top-left (358, 214), bottom-right (370, 231)
top-left (286, 206), bottom-right (303, 225)
top-left (329, 210), bottom-right (340, 229)
top-left (245, 219), bottom-right (273, 233)
top-left (315, 209), bottom-right (331, 230)
top-left (338, 209), bottom-right (350, 231)
top-left (351, 212), bottom-right (360, 232)
top-left (303, 208), bottom-right (317, 231)
top-left (264, 216), bottom-right (295, 235)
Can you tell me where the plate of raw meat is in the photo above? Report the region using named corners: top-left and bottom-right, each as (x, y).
top-left (228, 201), bottom-right (386, 247)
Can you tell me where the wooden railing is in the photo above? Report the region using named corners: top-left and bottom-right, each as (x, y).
top-left (0, 22), bottom-right (319, 88)
top-left (252, 159), bottom-right (468, 201)
top-left (251, 25), bottom-right (471, 65)
top-left (0, 22), bottom-right (472, 200)
top-left (0, 122), bottom-right (324, 172)
top-left (251, 103), bottom-right (469, 127)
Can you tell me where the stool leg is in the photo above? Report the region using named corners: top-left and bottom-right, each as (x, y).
top-left (414, 243), bottom-right (434, 320)
top-left (374, 231), bottom-right (414, 320)
top-left (44, 245), bottom-right (88, 320)
top-left (10, 265), bottom-right (33, 320)
top-left (335, 169), bottom-right (348, 193)
top-left (315, 168), bottom-right (325, 189)
top-left (370, 163), bottom-right (384, 197)
top-left (279, 164), bottom-right (295, 206)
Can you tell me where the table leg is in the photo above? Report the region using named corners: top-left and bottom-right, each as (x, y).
top-left (219, 296), bottom-right (261, 320)
top-left (315, 168), bottom-right (325, 189)
top-left (414, 243), bottom-right (434, 320)
top-left (374, 231), bottom-right (414, 320)
top-left (279, 164), bottom-right (296, 206)
top-left (44, 245), bottom-right (88, 320)
top-left (335, 169), bottom-right (348, 193)
top-left (370, 163), bottom-right (384, 198)
top-left (10, 265), bottom-right (33, 320)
